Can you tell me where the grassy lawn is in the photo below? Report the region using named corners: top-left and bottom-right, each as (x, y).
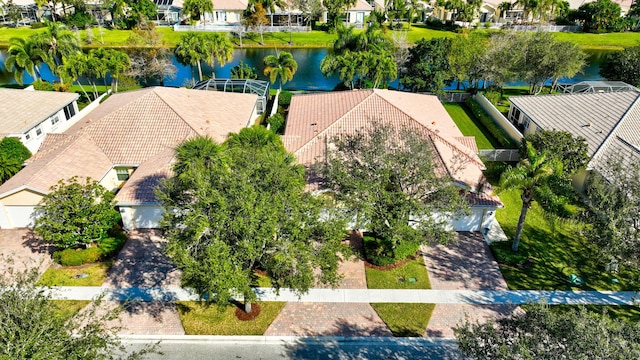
top-left (371, 303), bottom-right (435, 337)
top-left (176, 301), bottom-right (285, 335)
top-left (443, 102), bottom-right (502, 150)
top-left (553, 31), bottom-right (640, 50)
top-left (51, 300), bottom-right (91, 321)
top-left (494, 188), bottom-right (640, 291)
top-left (365, 257), bottom-right (431, 289)
top-left (36, 261), bottom-right (113, 286)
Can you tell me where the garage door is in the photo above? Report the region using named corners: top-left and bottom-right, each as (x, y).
top-left (131, 205), bottom-right (163, 229)
top-left (4, 206), bottom-right (37, 228)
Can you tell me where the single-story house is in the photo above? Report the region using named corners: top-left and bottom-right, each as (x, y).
top-left (508, 88), bottom-right (640, 189)
top-left (282, 89), bottom-right (503, 232)
top-left (0, 88), bottom-right (80, 154)
top-left (0, 87), bottom-right (260, 229)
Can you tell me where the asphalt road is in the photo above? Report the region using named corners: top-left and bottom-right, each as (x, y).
top-left (121, 338), bottom-right (463, 360)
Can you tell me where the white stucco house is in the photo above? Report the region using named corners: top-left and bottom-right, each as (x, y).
top-left (508, 86), bottom-right (640, 190)
top-left (0, 88), bottom-right (80, 154)
top-left (282, 89), bottom-right (503, 233)
top-left (0, 87), bottom-right (260, 229)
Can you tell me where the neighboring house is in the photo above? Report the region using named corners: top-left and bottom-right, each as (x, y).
top-left (282, 89), bottom-right (503, 232)
top-left (343, 0), bottom-right (374, 27)
top-left (0, 88), bottom-right (80, 154)
top-left (211, 0), bottom-right (247, 25)
top-left (154, 0), bottom-right (183, 24)
top-left (0, 87), bottom-right (260, 229)
top-left (508, 88), bottom-right (640, 189)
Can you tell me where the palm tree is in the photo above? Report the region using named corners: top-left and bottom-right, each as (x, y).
top-left (4, 37), bottom-right (49, 85)
top-left (175, 32), bottom-right (210, 82)
top-left (183, 0), bottom-right (214, 24)
top-left (104, 50), bottom-right (131, 93)
top-left (263, 51), bottom-right (298, 90)
top-left (0, 153), bottom-right (23, 184)
top-left (498, 1), bottom-right (512, 19)
top-left (58, 53), bottom-right (91, 100)
top-left (206, 33), bottom-right (233, 79)
top-left (31, 21), bottom-right (80, 81)
top-left (500, 143), bottom-right (561, 251)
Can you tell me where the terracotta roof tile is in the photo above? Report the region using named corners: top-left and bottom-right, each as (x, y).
top-left (115, 149), bottom-right (175, 204)
top-left (0, 88), bottom-right (78, 134)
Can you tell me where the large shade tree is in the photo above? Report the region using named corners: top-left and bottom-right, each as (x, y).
top-left (157, 128), bottom-right (346, 313)
top-left (600, 46), bottom-right (640, 87)
top-left (401, 37), bottom-right (452, 94)
top-left (320, 121), bottom-right (467, 261)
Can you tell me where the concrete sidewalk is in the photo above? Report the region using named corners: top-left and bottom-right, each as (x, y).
top-left (40, 286), bottom-right (640, 305)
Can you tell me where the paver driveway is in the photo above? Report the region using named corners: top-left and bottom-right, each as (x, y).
top-left (423, 232), bottom-right (521, 338)
top-left (101, 229), bottom-right (185, 335)
top-left (265, 231), bottom-right (392, 336)
top-left (0, 229), bottom-right (53, 280)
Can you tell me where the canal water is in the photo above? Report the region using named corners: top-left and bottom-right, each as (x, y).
top-left (0, 47), bottom-right (611, 90)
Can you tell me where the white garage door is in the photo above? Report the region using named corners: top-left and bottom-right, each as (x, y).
top-left (4, 206), bottom-right (37, 228)
top-left (131, 205), bottom-right (163, 229)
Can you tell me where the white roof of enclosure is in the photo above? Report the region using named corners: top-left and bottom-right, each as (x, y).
top-left (193, 79), bottom-right (270, 114)
top-left (558, 81), bottom-right (639, 94)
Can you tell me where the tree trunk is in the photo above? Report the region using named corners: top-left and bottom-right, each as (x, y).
top-left (288, 11), bottom-right (292, 45)
top-left (243, 293), bottom-right (252, 313)
top-left (76, 81), bottom-right (90, 101)
top-left (197, 62), bottom-right (203, 82)
top-left (111, 78), bottom-right (118, 93)
top-left (512, 195), bottom-right (531, 252)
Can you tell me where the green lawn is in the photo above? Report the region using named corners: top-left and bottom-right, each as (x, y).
top-left (365, 257), bottom-right (431, 289)
top-left (37, 261), bottom-right (113, 286)
top-left (176, 301), bottom-right (285, 335)
top-left (443, 102), bottom-right (501, 150)
top-left (371, 303), bottom-right (435, 337)
top-left (553, 31), bottom-right (640, 50)
top-left (51, 300), bottom-right (91, 321)
top-left (494, 188), bottom-right (640, 291)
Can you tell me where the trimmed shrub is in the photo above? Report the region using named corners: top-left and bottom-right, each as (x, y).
top-left (267, 113), bottom-right (285, 134)
top-left (490, 241), bottom-right (529, 265)
top-left (278, 90), bottom-right (293, 107)
top-left (465, 98), bottom-right (518, 149)
top-left (0, 137), bottom-right (31, 163)
top-left (52, 231), bottom-right (127, 266)
top-left (32, 80), bottom-right (54, 92)
top-left (363, 234), bottom-right (420, 266)
top-left (30, 22), bottom-right (46, 29)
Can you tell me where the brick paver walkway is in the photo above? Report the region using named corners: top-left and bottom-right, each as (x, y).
top-left (101, 229), bottom-right (185, 335)
top-left (265, 231), bottom-right (391, 336)
top-left (423, 232), bottom-right (520, 338)
top-left (0, 229), bottom-right (53, 280)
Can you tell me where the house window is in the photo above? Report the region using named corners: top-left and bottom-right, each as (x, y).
top-left (50, 115), bottom-right (60, 126)
top-left (63, 103), bottom-right (76, 120)
top-left (511, 108), bottom-right (521, 123)
top-left (25, 132), bottom-right (31, 141)
top-left (35, 126), bottom-right (42, 137)
top-left (116, 168), bottom-right (130, 181)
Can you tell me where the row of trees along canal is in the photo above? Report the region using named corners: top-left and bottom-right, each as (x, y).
top-left (7, 22), bottom-right (640, 95)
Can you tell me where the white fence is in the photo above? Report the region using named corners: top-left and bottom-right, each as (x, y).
top-left (473, 93), bottom-right (523, 143)
top-left (508, 24), bottom-right (582, 32)
top-left (53, 90), bottom-right (112, 134)
top-left (173, 24), bottom-right (310, 32)
top-left (479, 149), bottom-right (520, 162)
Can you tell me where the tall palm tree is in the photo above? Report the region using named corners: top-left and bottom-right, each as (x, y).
top-left (206, 33), bottom-right (233, 79)
top-left (498, 1), bottom-right (512, 19)
top-left (500, 143), bottom-right (561, 251)
top-left (104, 50), bottom-right (131, 93)
top-left (183, 0), bottom-right (214, 24)
top-left (175, 32), bottom-right (209, 82)
top-left (31, 21), bottom-right (80, 81)
top-left (0, 153), bottom-right (23, 184)
top-left (5, 37), bottom-right (49, 85)
top-left (58, 52), bottom-right (91, 100)
top-left (263, 51), bottom-right (298, 90)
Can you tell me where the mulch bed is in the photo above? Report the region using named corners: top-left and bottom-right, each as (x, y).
top-left (235, 303), bottom-right (261, 321)
top-left (364, 254), bottom-right (419, 271)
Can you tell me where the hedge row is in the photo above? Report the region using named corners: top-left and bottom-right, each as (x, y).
top-left (464, 98), bottom-right (519, 149)
top-left (363, 234), bottom-right (420, 266)
top-left (53, 230), bottom-right (127, 266)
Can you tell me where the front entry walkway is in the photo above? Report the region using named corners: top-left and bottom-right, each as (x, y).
top-left (101, 230), bottom-right (185, 335)
top-left (265, 231), bottom-right (392, 336)
top-left (423, 232), bottom-right (520, 338)
top-left (0, 229), bottom-right (52, 280)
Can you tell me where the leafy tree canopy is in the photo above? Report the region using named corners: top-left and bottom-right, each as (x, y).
top-left (401, 37), bottom-right (452, 95)
top-left (157, 128), bottom-right (346, 312)
top-left (600, 46), bottom-right (640, 87)
top-left (0, 137), bottom-right (31, 184)
top-left (570, 0), bottom-right (622, 32)
top-left (319, 120), bottom-right (467, 260)
top-left (455, 304), bottom-right (640, 359)
top-left (34, 177), bottom-right (120, 249)
top-left (521, 129), bottom-right (589, 175)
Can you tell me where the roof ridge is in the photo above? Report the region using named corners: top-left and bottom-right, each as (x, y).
top-left (152, 87), bottom-right (202, 136)
top-left (589, 92), bottom-right (640, 169)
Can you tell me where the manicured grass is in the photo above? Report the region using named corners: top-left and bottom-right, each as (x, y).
top-left (553, 31), bottom-right (640, 50)
top-left (51, 300), bottom-right (91, 321)
top-left (443, 102), bottom-right (501, 150)
top-left (176, 301), bottom-right (286, 335)
top-left (366, 257), bottom-right (431, 289)
top-left (36, 261), bottom-right (113, 286)
top-left (494, 188), bottom-right (640, 291)
top-left (371, 303), bottom-right (435, 337)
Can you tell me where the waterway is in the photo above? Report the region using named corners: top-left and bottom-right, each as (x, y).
top-left (0, 47), bottom-right (612, 90)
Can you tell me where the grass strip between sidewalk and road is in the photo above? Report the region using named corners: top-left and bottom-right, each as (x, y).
top-left (371, 303), bottom-right (435, 337)
top-left (37, 261), bottom-right (113, 286)
top-left (177, 301), bottom-right (286, 335)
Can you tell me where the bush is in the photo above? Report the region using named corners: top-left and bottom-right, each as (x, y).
top-left (489, 241), bottom-right (529, 265)
top-left (0, 137), bottom-right (31, 163)
top-left (32, 80), bottom-right (54, 91)
top-left (53, 232), bottom-right (126, 266)
top-left (484, 90), bottom-right (501, 106)
top-left (363, 234), bottom-right (420, 266)
top-left (64, 11), bottom-right (96, 29)
top-left (278, 90), bottom-right (293, 107)
top-left (465, 98), bottom-right (518, 149)
top-left (267, 113), bottom-right (285, 134)
top-left (53, 83), bottom-right (70, 92)
top-left (30, 22), bottom-right (46, 29)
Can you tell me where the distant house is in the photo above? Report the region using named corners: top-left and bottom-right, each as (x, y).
top-left (0, 88), bottom-right (80, 154)
top-left (282, 89), bottom-right (503, 232)
top-left (0, 87), bottom-right (260, 229)
top-left (508, 88), bottom-right (640, 189)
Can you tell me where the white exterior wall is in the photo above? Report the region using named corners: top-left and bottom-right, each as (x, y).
top-left (119, 205), bottom-right (163, 230)
top-left (1, 205), bottom-right (37, 228)
top-left (19, 100), bottom-right (79, 154)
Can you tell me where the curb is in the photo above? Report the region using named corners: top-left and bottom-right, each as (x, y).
top-left (119, 335), bottom-right (458, 346)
